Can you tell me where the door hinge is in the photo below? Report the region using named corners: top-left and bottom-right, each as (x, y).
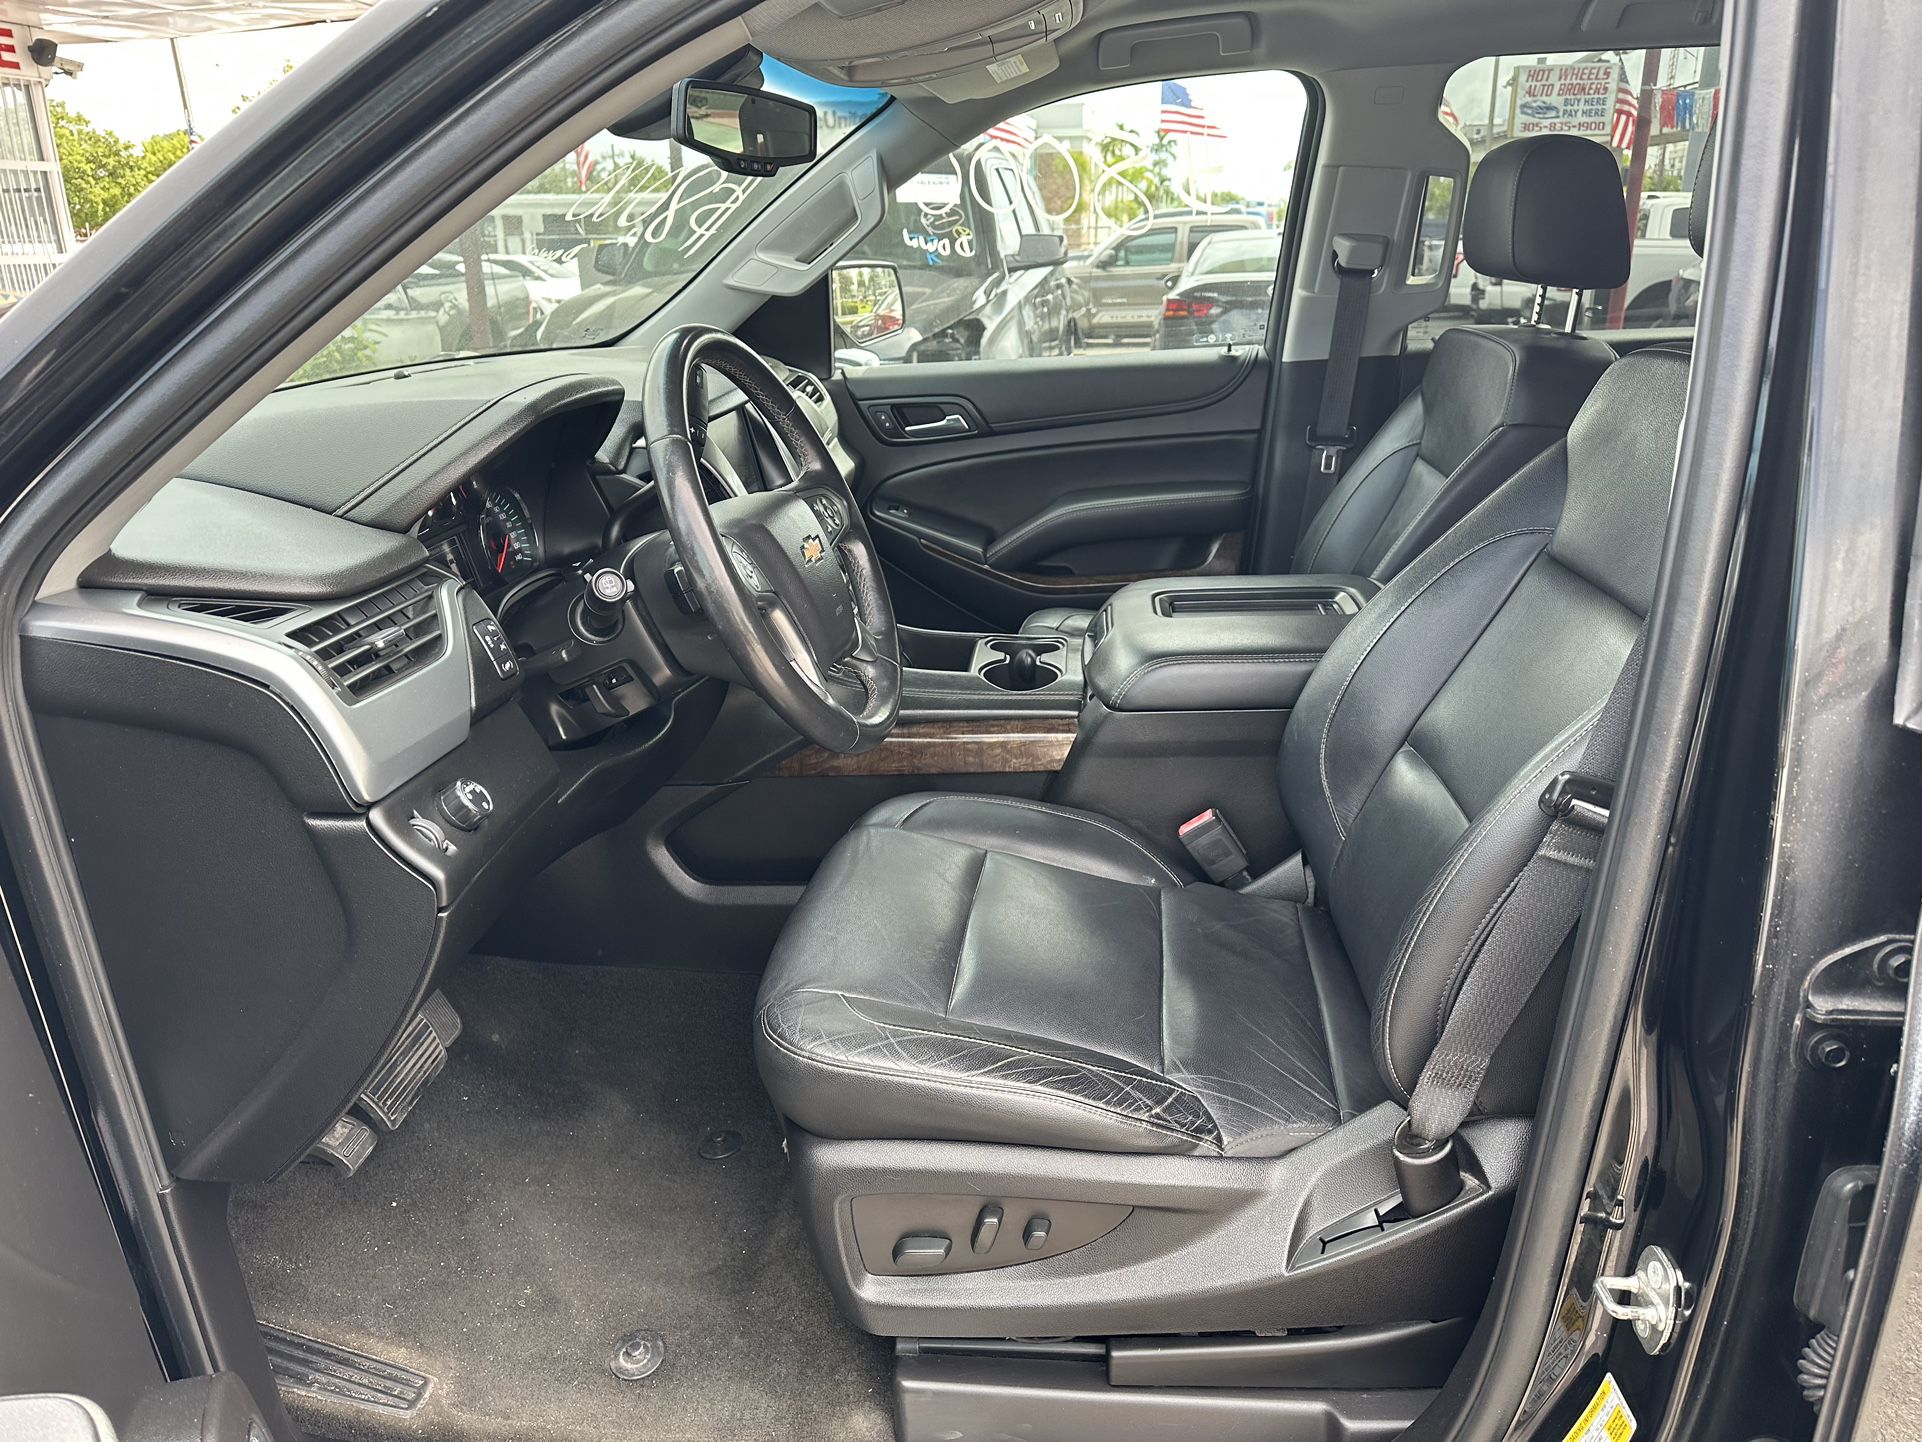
top-left (1594, 1244), bottom-right (1694, 1355)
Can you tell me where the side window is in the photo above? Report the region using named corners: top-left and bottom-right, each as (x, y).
top-left (839, 70), bottom-right (1308, 364)
top-left (1438, 47), bottom-right (1720, 337)
top-left (1112, 228), bottom-right (1179, 268)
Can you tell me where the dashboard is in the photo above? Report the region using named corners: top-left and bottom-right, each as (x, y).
top-left (17, 346), bottom-right (850, 1187)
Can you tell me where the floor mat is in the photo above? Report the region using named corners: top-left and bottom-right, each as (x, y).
top-left (230, 958), bottom-right (893, 1442)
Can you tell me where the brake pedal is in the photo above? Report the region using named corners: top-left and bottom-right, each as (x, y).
top-left (357, 989), bottom-right (461, 1132)
top-left (261, 1323), bottom-right (432, 1414)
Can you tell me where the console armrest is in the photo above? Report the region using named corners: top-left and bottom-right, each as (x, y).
top-left (1085, 574), bottom-right (1377, 712)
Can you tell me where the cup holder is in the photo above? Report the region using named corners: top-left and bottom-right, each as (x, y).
top-left (978, 638), bottom-right (1065, 692)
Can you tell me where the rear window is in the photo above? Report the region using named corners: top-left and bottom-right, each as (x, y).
top-left (1436, 46), bottom-right (1720, 335)
top-left (1190, 233), bottom-right (1282, 276)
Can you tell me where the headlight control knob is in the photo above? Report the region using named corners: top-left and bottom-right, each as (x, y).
top-left (437, 777), bottom-right (494, 832)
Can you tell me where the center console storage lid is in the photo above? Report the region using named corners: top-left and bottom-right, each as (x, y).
top-left (1086, 574), bottom-right (1377, 713)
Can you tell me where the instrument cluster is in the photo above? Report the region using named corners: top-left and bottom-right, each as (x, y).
top-left (418, 477), bottom-right (540, 591)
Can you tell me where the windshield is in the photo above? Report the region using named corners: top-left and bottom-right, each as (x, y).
top-left (285, 60), bottom-right (885, 385)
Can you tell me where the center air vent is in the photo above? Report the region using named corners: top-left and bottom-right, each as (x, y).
top-left (173, 598), bottom-right (297, 625)
top-left (787, 372), bottom-right (828, 406)
top-left (290, 574), bottom-right (444, 701)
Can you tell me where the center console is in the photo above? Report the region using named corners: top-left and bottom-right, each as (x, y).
top-left (900, 626), bottom-right (1084, 717)
top-left (1049, 573), bottom-right (1378, 873)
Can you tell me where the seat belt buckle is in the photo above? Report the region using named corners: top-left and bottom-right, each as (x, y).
top-left (1540, 771), bottom-right (1614, 831)
top-left (1306, 426), bottom-right (1355, 474)
top-left (1177, 807), bottom-right (1251, 887)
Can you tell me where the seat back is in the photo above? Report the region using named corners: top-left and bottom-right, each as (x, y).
top-left (1277, 342), bottom-right (1690, 1107)
top-left (1291, 135), bottom-right (1631, 583)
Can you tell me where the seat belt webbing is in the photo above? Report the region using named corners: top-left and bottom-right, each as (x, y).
top-left (1308, 233), bottom-right (1389, 477)
top-left (1405, 624), bottom-right (1650, 1149)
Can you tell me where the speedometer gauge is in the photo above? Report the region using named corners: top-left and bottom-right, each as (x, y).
top-left (474, 482), bottom-right (538, 582)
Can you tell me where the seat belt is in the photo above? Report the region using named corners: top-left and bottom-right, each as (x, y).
top-left (1307, 233), bottom-right (1390, 477)
top-left (1392, 625), bottom-right (1650, 1217)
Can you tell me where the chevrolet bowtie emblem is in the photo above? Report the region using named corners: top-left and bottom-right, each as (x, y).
top-left (799, 534), bottom-right (826, 564)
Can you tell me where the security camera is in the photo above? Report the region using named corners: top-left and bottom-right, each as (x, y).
top-left (56, 56), bottom-right (84, 78)
top-left (27, 37), bottom-right (55, 66)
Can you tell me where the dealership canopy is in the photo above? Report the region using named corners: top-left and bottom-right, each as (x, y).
top-left (3, 0), bottom-right (372, 43)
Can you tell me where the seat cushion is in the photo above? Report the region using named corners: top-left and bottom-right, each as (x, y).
top-left (755, 794), bottom-right (1386, 1157)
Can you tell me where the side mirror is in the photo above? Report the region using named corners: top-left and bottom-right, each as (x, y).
top-left (1007, 232), bottom-right (1068, 272)
top-left (1094, 249), bottom-right (1119, 269)
top-left (672, 80), bottom-right (817, 176)
top-left (832, 262), bottom-right (907, 345)
top-left (592, 240), bottom-right (633, 280)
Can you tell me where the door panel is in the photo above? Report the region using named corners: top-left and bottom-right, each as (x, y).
top-left (838, 348), bottom-right (1268, 629)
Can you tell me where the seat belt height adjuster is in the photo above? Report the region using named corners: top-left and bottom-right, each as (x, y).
top-left (1540, 770), bottom-right (1614, 831)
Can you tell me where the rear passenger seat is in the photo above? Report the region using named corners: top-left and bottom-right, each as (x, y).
top-left (1024, 134), bottom-right (1631, 642)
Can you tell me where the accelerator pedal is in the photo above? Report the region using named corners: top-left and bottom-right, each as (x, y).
top-left (260, 1324), bottom-right (432, 1415)
top-left (356, 990), bottom-right (462, 1132)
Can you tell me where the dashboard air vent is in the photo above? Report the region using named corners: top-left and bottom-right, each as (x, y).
top-left (173, 598), bottom-right (297, 625)
top-left (291, 574), bottom-right (444, 701)
top-left (786, 372), bottom-right (828, 406)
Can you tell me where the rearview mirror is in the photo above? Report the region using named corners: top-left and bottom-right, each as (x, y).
top-left (672, 80), bottom-right (817, 176)
top-left (1007, 232), bottom-right (1068, 272)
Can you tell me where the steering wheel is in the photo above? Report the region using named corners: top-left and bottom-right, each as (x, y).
top-left (642, 324), bottom-right (900, 754)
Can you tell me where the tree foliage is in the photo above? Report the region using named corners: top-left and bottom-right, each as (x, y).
top-left (50, 102), bottom-right (191, 237)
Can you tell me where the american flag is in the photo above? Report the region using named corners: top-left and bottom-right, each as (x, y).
top-left (1159, 81), bottom-right (1228, 140)
top-left (1438, 99), bottom-right (1464, 139)
top-left (574, 144), bottom-right (596, 191)
top-left (985, 113), bottom-right (1038, 151)
top-left (1610, 73), bottom-right (1639, 151)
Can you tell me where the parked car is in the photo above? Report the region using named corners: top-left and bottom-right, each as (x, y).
top-left (485, 252), bottom-right (582, 316)
top-left (838, 140), bottom-right (1073, 363)
top-left (374, 252), bottom-right (536, 352)
top-left (1152, 228), bottom-right (1282, 348)
top-left (1070, 209), bottom-right (1265, 343)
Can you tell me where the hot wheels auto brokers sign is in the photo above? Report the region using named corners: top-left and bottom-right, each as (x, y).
top-left (1510, 63), bottom-right (1620, 139)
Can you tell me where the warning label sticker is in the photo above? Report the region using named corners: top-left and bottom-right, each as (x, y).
top-left (1562, 1373), bottom-right (1637, 1442)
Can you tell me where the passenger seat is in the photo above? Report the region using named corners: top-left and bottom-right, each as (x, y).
top-left (1024, 134), bottom-right (1631, 641)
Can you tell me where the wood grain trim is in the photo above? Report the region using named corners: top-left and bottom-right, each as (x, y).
top-left (917, 532), bottom-right (1244, 595)
top-left (774, 717), bottom-right (1078, 778)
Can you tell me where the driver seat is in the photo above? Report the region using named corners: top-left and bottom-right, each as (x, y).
top-left (757, 342), bottom-right (1690, 1168)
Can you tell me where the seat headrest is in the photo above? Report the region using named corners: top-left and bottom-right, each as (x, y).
top-left (1462, 135), bottom-right (1631, 291)
top-left (1687, 123), bottom-right (1717, 257)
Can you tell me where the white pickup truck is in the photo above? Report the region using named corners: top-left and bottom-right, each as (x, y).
top-left (1449, 191), bottom-right (1694, 329)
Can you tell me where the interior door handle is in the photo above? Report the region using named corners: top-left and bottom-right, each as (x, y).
top-left (903, 413), bottom-right (973, 438)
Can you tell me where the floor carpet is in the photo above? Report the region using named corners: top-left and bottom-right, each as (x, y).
top-left (230, 957), bottom-right (893, 1442)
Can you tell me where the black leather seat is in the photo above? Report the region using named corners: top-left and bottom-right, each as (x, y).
top-left (1021, 134), bottom-right (1630, 643)
top-left (758, 342), bottom-right (1693, 1158)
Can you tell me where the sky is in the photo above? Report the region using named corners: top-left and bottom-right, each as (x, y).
top-left (1075, 71), bottom-right (1310, 202)
top-left (46, 23), bottom-right (352, 140)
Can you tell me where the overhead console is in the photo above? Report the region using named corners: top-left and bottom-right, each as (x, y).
top-left (764, 0), bottom-right (1082, 96)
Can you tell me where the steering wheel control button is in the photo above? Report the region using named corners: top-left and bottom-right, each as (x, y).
top-left (437, 778), bottom-right (494, 832)
top-left (970, 1204), bottom-right (1004, 1254)
top-left (892, 1233), bottom-right (952, 1269)
top-left (666, 563), bottom-right (702, 615)
top-left (1022, 1215), bottom-right (1051, 1251)
top-left (470, 617), bottom-right (519, 678)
